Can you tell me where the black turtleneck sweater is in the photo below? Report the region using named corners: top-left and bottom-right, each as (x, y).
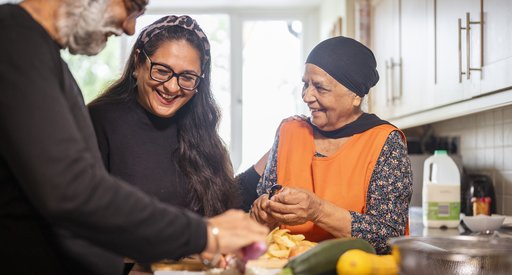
top-left (88, 97), bottom-right (261, 212)
top-left (89, 97), bottom-right (191, 208)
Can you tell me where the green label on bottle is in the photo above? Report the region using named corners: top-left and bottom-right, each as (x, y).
top-left (427, 202), bottom-right (460, 220)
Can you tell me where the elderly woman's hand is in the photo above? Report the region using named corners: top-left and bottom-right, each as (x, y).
top-left (250, 195), bottom-right (279, 229)
top-left (267, 187), bottom-right (324, 225)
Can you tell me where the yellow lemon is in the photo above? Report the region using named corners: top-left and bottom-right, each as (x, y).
top-left (391, 245), bottom-right (401, 266)
top-left (336, 249), bottom-right (398, 275)
top-left (336, 249), bottom-right (373, 275)
top-left (374, 255), bottom-right (398, 275)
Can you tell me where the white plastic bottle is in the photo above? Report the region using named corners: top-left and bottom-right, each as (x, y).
top-left (422, 150), bottom-right (461, 228)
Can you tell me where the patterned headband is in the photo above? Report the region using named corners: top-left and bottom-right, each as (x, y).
top-left (137, 15), bottom-right (211, 68)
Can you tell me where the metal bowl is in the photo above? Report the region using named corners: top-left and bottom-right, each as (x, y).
top-left (389, 236), bottom-right (512, 275)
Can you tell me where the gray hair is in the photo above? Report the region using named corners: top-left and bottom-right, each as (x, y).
top-left (57, 0), bottom-right (121, 55)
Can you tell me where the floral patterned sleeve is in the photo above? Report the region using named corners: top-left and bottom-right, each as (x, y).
top-left (256, 131), bottom-right (280, 196)
top-left (351, 131), bottom-right (413, 254)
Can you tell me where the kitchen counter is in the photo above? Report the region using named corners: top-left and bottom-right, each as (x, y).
top-left (137, 207), bottom-right (512, 275)
top-left (408, 207), bottom-right (461, 237)
top-left (409, 207), bottom-right (512, 238)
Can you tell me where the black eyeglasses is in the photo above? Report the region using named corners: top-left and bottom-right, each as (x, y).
top-left (142, 50), bottom-right (202, 91)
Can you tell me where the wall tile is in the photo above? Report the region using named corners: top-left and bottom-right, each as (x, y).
top-left (504, 122), bottom-right (512, 147)
top-left (494, 123), bottom-right (504, 147)
top-left (493, 173), bottom-right (503, 204)
top-left (504, 172), bottom-right (512, 196)
top-left (490, 127), bottom-right (497, 148)
top-left (484, 111), bottom-right (494, 126)
top-left (431, 106), bottom-right (512, 214)
top-left (495, 148), bottom-right (504, 170)
top-left (462, 149), bottom-right (477, 169)
top-left (483, 126), bottom-right (495, 148)
top-left (494, 109), bottom-right (504, 125)
top-left (434, 120), bottom-right (451, 132)
top-left (505, 147), bottom-right (512, 172)
top-left (496, 194), bottom-right (503, 214)
top-left (492, 171), bottom-right (503, 214)
top-left (504, 106), bottom-right (512, 123)
top-left (460, 128), bottom-right (477, 149)
top-left (476, 149), bottom-right (487, 168)
top-left (484, 149), bottom-right (494, 169)
top-left (503, 195), bottom-right (512, 216)
top-left (461, 115), bottom-right (477, 131)
top-left (476, 112), bottom-right (490, 126)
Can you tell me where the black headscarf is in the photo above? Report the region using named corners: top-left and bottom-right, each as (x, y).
top-left (306, 36), bottom-right (391, 138)
top-left (306, 36), bottom-right (379, 97)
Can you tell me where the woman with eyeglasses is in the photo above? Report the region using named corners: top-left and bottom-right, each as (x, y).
top-left (88, 15), bottom-right (268, 272)
top-left (89, 14), bottom-right (265, 233)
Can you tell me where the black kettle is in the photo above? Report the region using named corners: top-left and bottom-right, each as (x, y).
top-left (461, 174), bottom-right (497, 216)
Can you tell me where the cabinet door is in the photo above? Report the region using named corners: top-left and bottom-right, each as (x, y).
top-left (430, 0), bottom-right (480, 108)
top-left (370, 0), bottom-right (429, 119)
top-left (369, 0), bottom-right (400, 119)
top-left (475, 0), bottom-right (512, 96)
top-left (395, 0), bottom-right (429, 116)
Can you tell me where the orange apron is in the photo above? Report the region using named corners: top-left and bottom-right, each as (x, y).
top-left (276, 120), bottom-right (408, 241)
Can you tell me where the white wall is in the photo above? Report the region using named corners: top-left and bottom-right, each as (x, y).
top-left (319, 0), bottom-right (344, 39)
top-left (318, 0), bottom-right (355, 40)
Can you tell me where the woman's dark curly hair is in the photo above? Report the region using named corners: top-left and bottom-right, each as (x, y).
top-left (88, 23), bottom-right (240, 217)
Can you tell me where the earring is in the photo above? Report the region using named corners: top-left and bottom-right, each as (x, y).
top-left (132, 72), bottom-right (138, 87)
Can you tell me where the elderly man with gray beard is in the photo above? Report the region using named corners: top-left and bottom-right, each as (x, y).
top-left (0, 1), bottom-right (269, 274)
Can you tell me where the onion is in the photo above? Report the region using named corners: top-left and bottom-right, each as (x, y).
top-left (242, 241), bottom-right (268, 262)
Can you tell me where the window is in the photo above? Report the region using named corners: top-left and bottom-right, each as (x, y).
top-left (239, 19), bottom-right (304, 171)
top-left (61, 38), bottom-right (122, 103)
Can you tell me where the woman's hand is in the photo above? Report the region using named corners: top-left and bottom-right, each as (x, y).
top-left (205, 209), bottom-right (268, 257)
top-left (276, 115), bottom-right (307, 134)
top-left (249, 195), bottom-right (279, 229)
top-left (267, 187), bottom-right (324, 225)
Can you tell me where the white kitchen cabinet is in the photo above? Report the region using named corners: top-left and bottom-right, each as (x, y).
top-left (369, 0), bottom-right (512, 127)
top-left (369, 0), bottom-right (429, 118)
top-left (430, 0), bottom-right (482, 108)
top-left (417, 0), bottom-right (512, 106)
top-left (476, 0), bottom-right (512, 97)
top-left (369, 0), bottom-right (400, 119)
top-left (396, 0), bottom-right (429, 115)
top-left (430, 0), bottom-right (512, 102)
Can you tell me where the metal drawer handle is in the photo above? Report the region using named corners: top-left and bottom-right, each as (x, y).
top-left (458, 0), bottom-right (484, 83)
top-left (386, 58), bottom-right (402, 105)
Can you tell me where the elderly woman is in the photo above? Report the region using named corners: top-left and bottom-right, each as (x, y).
top-left (250, 36), bottom-right (412, 254)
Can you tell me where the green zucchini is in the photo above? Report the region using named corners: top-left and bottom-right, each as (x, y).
top-left (279, 238), bottom-right (376, 275)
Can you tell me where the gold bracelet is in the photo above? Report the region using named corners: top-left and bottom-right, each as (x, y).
top-left (201, 222), bottom-right (221, 268)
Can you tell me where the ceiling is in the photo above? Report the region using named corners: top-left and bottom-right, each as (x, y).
top-left (147, 0), bottom-right (323, 9)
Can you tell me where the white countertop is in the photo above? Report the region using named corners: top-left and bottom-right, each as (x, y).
top-left (409, 207), bottom-right (512, 237)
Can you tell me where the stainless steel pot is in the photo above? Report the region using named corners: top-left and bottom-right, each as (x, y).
top-left (389, 235), bottom-right (512, 275)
